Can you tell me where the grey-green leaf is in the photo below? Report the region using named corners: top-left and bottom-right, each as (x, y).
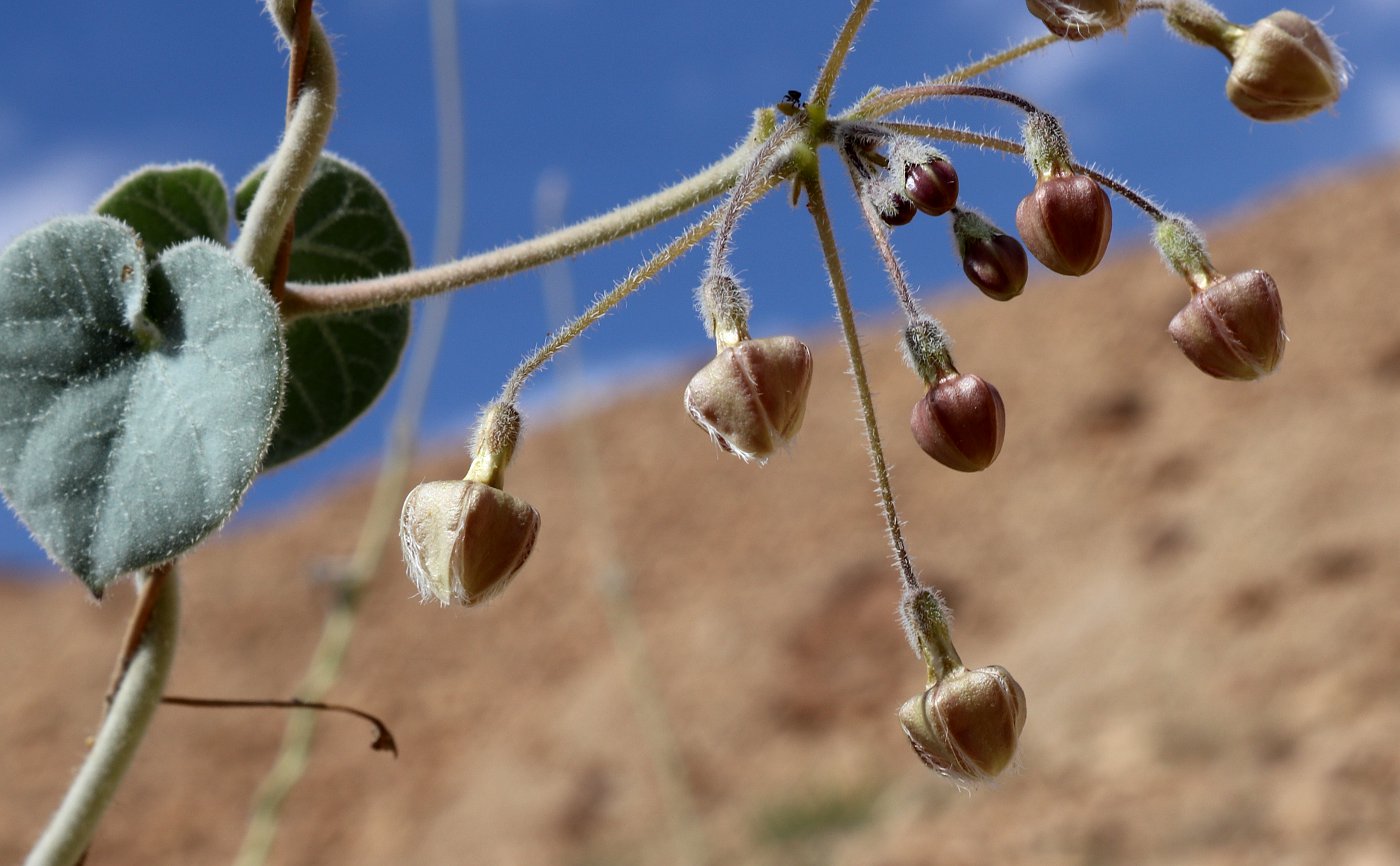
top-left (0, 216), bottom-right (284, 593)
top-left (236, 153), bottom-right (411, 468)
top-left (94, 163), bottom-right (231, 257)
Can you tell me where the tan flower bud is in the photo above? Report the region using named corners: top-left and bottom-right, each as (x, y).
top-left (1169, 269), bottom-right (1285, 380)
top-left (684, 336), bottom-right (813, 463)
top-left (911, 373), bottom-right (1006, 472)
top-left (399, 478), bottom-right (540, 606)
top-left (1226, 11), bottom-right (1347, 122)
top-left (898, 665), bottom-right (1027, 785)
top-left (1025, 0), bottom-right (1136, 40)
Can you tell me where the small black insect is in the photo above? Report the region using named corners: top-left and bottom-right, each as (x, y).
top-left (778, 89), bottom-right (806, 116)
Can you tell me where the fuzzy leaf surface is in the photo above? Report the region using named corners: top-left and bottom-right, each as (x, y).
top-left (94, 163), bottom-right (230, 257)
top-left (236, 153), bottom-right (411, 468)
top-left (0, 216), bottom-right (283, 592)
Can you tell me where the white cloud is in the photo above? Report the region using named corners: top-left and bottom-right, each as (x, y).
top-left (0, 148), bottom-right (125, 249)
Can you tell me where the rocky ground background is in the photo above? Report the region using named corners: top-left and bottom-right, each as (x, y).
top-left (2, 157), bottom-right (1398, 866)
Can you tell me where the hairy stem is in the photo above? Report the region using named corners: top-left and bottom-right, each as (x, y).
top-left (842, 157), bottom-right (923, 323)
top-left (25, 565), bottom-right (180, 866)
top-left (535, 180), bottom-right (709, 866)
top-left (810, 0), bottom-right (876, 108)
top-left (847, 33), bottom-right (1061, 118)
top-left (234, 0), bottom-right (337, 281)
top-left (889, 122), bottom-right (1167, 221)
top-left (860, 82), bottom-right (1043, 119)
top-left (280, 113), bottom-right (774, 318)
top-left (802, 168), bottom-right (919, 592)
top-left (499, 173), bottom-right (783, 406)
top-left (266, 0), bottom-right (315, 303)
top-left (231, 0), bottom-right (465, 858)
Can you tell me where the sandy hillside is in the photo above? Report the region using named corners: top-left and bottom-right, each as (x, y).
top-left (2, 156), bottom-right (1399, 866)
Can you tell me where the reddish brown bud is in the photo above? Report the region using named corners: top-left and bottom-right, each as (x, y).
top-left (1169, 269), bottom-right (1285, 380)
top-left (904, 159), bottom-right (959, 217)
top-left (911, 373), bottom-right (1006, 472)
top-left (1226, 11), bottom-right (1348, 122)
top-left (880, 193), bottom-right (918, 227)
top-left (898, 665), bottom-right (1027, 785)
top-left (1015, 173), bottom-right (1113, 276)
top-left (1025, 0), bottom-right (1135, 40)
top-left (400, 479), bottom-right (541, 606)
top-left (684, 336), bottom-right (814, 462)
top-left (954, 209), bottom-right (1030, 302)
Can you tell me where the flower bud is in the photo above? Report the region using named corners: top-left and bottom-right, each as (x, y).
top-left (898, 665), bottom-right (1027, 785)
top-left (1169, 269), bottom-right (1285, 380)
top-left (684, 335), bottom-right (814, 462)
top-left (911, 373), bottom-right (1006, 472)
top-left (1225, 11), bottom-right (1347, 122)
top-left (870, 182), bottom-right (917, 227)
top-left (1016, 174), bottom-right (1112, 276)
top-left (953, 209), bottom-right (1028, 301)
top-left (904, 158), bottom-right (959, 217)
top-left (1025, 0), bottom-right (1135, 40)
top-left (399, 478), bottom-right (541, 606)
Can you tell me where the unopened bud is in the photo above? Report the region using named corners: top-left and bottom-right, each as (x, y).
top-left (1226, 11), bottom-right (1347, 122)
top-left (1025, 0), bottom-right (1136, 40)
top-left (898, 665), bottom-right (1027, 785)
top-left (867, 180), bottom-right (917, 227)
top-left (904, 158), bottom-right (959, 217)
top-left (1016, 174), bottom-right (1113, 276)
top-left (1169, 269), bottom-right (1285, 380)
top-left (400, 479), bottom-right (540, 606)
top-left (953, 209), bottom-right (1029, 301)
top-left (684, 335), bottom-right (813, 462)
top-left (911, 373), bottom-right (1006, 472)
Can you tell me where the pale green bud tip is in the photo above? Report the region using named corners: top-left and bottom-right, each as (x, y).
top-left (898, 665), bottom-right (1027, 785)
top-left (1021, 112), bottom-right (1073, 180)
top-left (899, 586), bottom-right (962, 674)
top-left (1152, 214), bottom-right (1217, 290)
top-left (696, 270), bottom-right (753, 348)
top-left (399, 479), bottom-right (541, 607)
top-left (900, 317), bottom-right (955, 385)
top-left (467, 402), bottom-right (522, 488)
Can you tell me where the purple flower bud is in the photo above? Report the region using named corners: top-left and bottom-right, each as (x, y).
top-left (685, 336), bottom-right (814, 462)
top-left (904, 158), bottom-right (959, 217)
top-left (954, 209), bottom-right (1030, 302)
top-left (898, 665), bottom-right (1027, 785)
top-left (1025, 0), bottom-right (1135, 40)
top-left (911, 373), bottom-right (1006, 472)
top-left (1169, 269), bottom-right (1285, 380)
top-left (400, 479), bottom-right (541, 606)
top-left (1226, 11), bottom-right (1347, 122)
top-left (1015, 173), bottom-right (1113, 276)
top-left (880, 193), bottom-right (918, 227)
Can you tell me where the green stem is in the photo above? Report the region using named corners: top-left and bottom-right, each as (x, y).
top-left (810, 0), bottom-right (876, 108)
top-left (234, 0), bottom-right (337, 281)
top-left (802, 168), bottom-right (919, 593)
top-left (25, 565), bottom-right (180, 866)
top-left (279, 114), bottom-right (774, 319)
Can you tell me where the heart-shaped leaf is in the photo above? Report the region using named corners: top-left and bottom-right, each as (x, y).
top-left (236, 153), bottom-right (411, 468)
top-left (94, 162), bottom-right (231, 257)
top-left (0, 216), bottom-right (284, 593)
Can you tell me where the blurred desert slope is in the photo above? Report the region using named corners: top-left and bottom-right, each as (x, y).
top-left (2, 156), bottom-right (1398, 866)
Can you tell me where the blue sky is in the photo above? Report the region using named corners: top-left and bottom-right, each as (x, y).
top-left (1, 0), bottom-right (1397, 571)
